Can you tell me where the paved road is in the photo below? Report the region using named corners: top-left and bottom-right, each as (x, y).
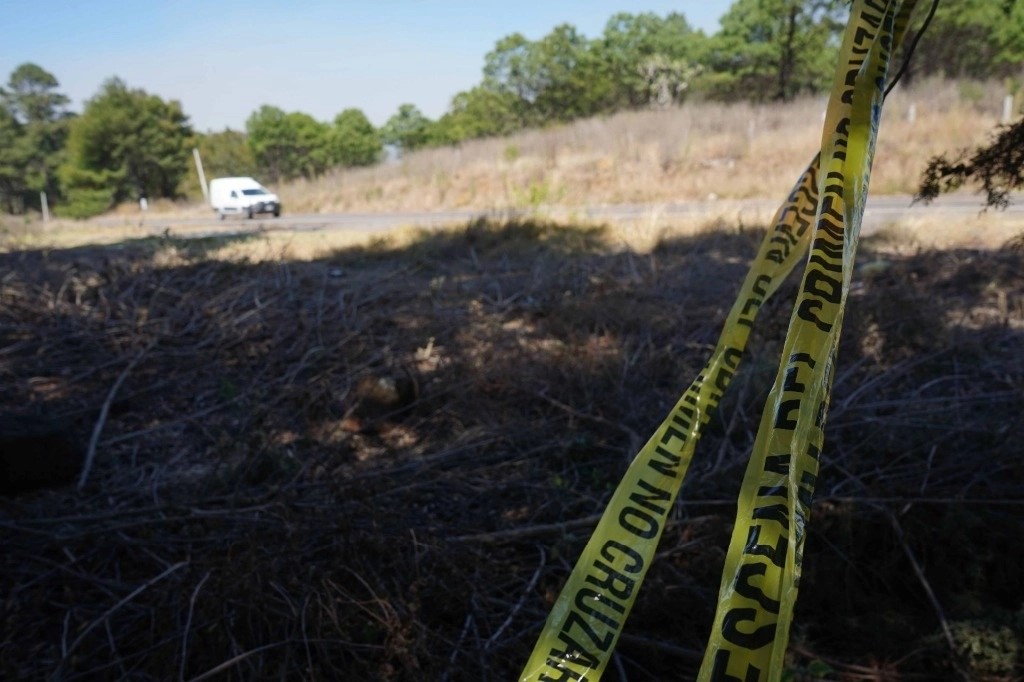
top-left (97, 193), bottom-right (1021, 239)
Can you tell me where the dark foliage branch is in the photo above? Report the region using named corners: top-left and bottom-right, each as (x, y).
top-left (918, 117), bottom-right (1024, 209)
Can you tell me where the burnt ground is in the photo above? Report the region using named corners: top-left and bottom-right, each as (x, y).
top-left (1, 218), bottom-right (1022, 680)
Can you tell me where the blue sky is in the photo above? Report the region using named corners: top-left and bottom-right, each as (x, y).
top-left (0, 1), bottom-right (732, 132)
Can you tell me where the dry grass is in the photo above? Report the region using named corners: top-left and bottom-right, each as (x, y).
top-left (262, 78), bottom-right (1008, 214)
top-left (70, 78), bottom-right (1009, 223)
top-left (1, 214), bottom-right (1022, 680)
top-left (8, 197), bottom-right (1023, 269)
top-left (0, 215), bottom-right (403, 261)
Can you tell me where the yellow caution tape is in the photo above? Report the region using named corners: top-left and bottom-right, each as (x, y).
top-left (518, 147), bottom-right (823, 682)
top-left (698, 2), bottom-right (913, 680)
top-left (520, 2), bottom-right (920, 680)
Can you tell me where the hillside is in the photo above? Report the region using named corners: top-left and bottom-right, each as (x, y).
top-left (265, 79), bottom-right (1010, 215)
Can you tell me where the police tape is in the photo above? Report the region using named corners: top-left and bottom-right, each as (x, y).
top-left (698, 1), bottom-right (914, 680)
top-left (517, 141), bottom-right (823, 682)
top-left (519, 1), bottom-right (921, 680)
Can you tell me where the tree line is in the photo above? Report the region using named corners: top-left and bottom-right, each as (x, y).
top-left (2, 0), bottom-right (1022, 218)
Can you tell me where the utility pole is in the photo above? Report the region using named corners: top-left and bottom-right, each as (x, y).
top-left (193, 147), bottom-right (209, 202)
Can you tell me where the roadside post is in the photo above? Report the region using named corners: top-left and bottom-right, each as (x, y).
top-left (194, 147), bottom-right (209, 201)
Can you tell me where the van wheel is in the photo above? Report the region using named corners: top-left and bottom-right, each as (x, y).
top-left (246, 207), bottom-right (254, 219)
top-left (217, 211), bottom-right (225, 221)
top-left (273, 207), bottom-right (281, 218)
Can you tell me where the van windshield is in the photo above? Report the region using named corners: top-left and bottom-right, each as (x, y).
top-left (241, 188), bottom-right (268, 196)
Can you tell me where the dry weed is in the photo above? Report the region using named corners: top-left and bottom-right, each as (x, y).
top-left (258, 79), bottom-right (1007, 215)
top-left (0, 217), bottom-right (1021, 679)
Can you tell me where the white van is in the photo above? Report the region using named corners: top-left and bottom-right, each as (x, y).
top-left (209, 177), bottom-right (281, 219)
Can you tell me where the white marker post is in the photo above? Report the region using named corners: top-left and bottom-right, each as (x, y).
top-left (1003, 94), bottom-right (1015, 123)
top-left (40, 192), bottom-right (50, 223)
top-left (193, 147), bottom-right (209, 202)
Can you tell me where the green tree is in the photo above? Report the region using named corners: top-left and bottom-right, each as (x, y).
top-left (483, 33), bottom-right (543, 128)
top-left (381, 104), bottom-right (436, 153)
top-left (199, 129), bottom-right (257, 178)
top-left (902, 0), bottom-right (1024, 81)
top-left (0, 105), bottom-right (28, 213)
top-left (600, 12), bottom-right (703, 108)
top-left (283, 111), bottom-right (331, 178)
top-left (59, 78), bottom-right (193, 218)
top-left (482, 25), bottom-right (617, 125)
top-left (246, 106), bottom-right (290, 182)
top-left (3, 63), bottom-right (70, 123)
top-left (329, 108), bottom-right (381, 167)
top-left (181, 129), bottom-right (257, 199)
top-left (0, 63), bottom-right (72, 212)
top-left (906, 3), bottom-right (1024, 208)
top-left (474, 15), bottom-right (706, 132)
top-left (434, 86), bottom-right (521, 144)
top-left (531, 24), bottom-right (613, 122)
top-left (246, 106), bottom-right (331, 181)
top-left (701, 0), bottom-right (844, 101)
